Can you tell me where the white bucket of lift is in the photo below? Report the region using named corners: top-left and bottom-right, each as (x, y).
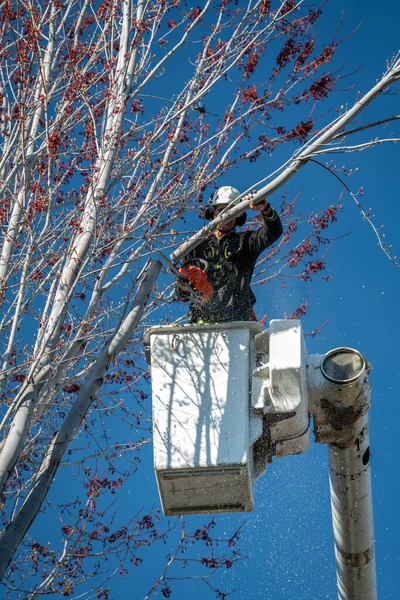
top-left (144, 322), bottom-right (263, 516)
top-left (251, 319), bottom-right (310, 458)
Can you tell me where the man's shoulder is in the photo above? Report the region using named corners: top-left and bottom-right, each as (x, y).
top-left (227, 230), bottom-right (244, 240)
top-left (184, 235), bottom-right (214, 259)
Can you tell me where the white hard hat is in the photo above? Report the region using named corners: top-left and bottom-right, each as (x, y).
top-left (211, 186), bottom-right (241, 207)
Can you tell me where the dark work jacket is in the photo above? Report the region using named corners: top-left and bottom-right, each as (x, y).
top-left (177, 210), bottom-right (283, 323)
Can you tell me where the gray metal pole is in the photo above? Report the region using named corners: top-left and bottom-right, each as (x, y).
top-left (328, 413), bottom-right (377, 600)
top-left (307, 348), bottom-right (377, 600)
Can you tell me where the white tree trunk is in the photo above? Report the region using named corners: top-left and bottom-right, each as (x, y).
top-left (0, 259), bottom-right (161, 578)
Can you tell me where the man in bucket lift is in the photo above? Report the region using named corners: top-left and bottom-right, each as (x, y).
top-left (176, 186), bottom-right (283, 324)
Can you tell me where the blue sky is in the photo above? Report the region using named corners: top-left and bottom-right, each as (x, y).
top-left (134, 2), bottom-right (400, 598)
top-left (117, 2), bottom-right (400, 598)
top-left (22, 1), bottom-right (400, 598)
